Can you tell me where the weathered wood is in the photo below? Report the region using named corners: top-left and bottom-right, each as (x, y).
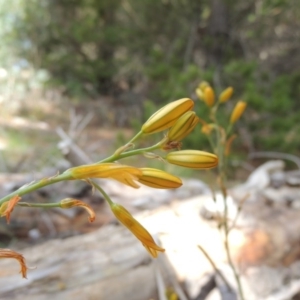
top-left (0, 225), bottom-right (158, 300)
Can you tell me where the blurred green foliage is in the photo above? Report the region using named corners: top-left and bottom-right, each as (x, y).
top-left (0, 0), bottom-right (300, 155)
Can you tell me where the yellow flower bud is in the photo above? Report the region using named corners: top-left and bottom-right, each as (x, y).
top-left (195, 88), bottom-right (204, 100)
top-left (138, 168), bottom-right (182, 189)
top-left (230, 101), bottom-right (247, 124)
top-left (167, 111), bottom-right (199, 142)
top-left (201, 124), bottom-right (214, 135)
top-left (219, 87), bottom-right (233, 103)
top-left (60, 198), bottom-right (96, 222)
top-left (166, 150), bottom-right (218, 169)
top-left (141, 98), bottom-right (194, 134)
top-left (0, 249), bottom-right (28, 278)
top-left (0, 195), bottom-right (21, 224)
top-left (203, 86), bottom-right (215, 107)
top-left (110, 202), bottom-right (165, 257)
top-left (198, 81), bottom-right (210, 92)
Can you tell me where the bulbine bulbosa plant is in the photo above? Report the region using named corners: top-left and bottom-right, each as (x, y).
top-left (0, 97), bottom-right (219, 278)
top-left (196, 81), bottom-right (247, 300)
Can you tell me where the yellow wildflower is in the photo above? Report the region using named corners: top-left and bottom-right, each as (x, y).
top-left (66, 163), bottom-right (142, 189)
top-left (203, 86), bottom-right (215, 107)
top-left (110, 203), bottom-right (165, 258)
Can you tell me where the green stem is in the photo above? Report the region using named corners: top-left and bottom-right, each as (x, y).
top-left (220, 179), bottom-right (245, 300)
top-left (96, 137), bottom-right (167, 164)
top-left (0, 173), bottom-right (72, 206)
top-left (91, 181), bottom-right (114, 206)
top-left (210, 107), bottom-right (244, 300)
top-left (17, 202), bottom-right (61, 208)
top-left (127, 130), bottom-right (143, 144)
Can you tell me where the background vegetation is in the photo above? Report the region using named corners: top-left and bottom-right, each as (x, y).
top-left (0, 0), bottom-right (299, 157)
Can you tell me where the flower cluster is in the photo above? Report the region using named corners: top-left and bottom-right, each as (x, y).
top-left (0, 93), bottom-right (223, 277)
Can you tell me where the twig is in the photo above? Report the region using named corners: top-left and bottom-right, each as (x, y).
top-left (249, 151), bottom-right (300, 169)
top-left (56, 127), bottom-right (92, 164)
top-left (228, 193), bottom-right (249, 232)
top-left (197, 244), bottom-right (232, 292)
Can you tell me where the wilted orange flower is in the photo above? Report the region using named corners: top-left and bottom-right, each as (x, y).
top-left (60, 198), bottom-right (96, 222)
top-left (0, 248), bottom-right (28, 278)
top-left (67, 163), bottom-right (142, 189)
top-left (110, 203), bottom-right (165, 258)
top-left (225, 135), bottom-right (237, 156)
top-left (0, 195), bottom-right (21, 224)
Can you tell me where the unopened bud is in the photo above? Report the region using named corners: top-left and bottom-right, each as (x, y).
top-left (203, 86), bottom-right (215, 107)
top-left (167, 111), bottom-right (199, 142)
top-left (138, 168), bottom-right (182, 189)
top-left (166, 150), bottom-right (218, 169)
top-left (219, 87), bottom-right (233, 103)
top-left (230, 101), bottom-right (247, 124)
top-left (141, 98), bottom-right (194, 134)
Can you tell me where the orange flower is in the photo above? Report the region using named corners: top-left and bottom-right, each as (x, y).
top-left (66, 163), bottom-right (142, 189)
top-left (60, 198), bottom-right (96, 222)
top-left (110, 203), bottom-right (165, 258)
top-left (0, 248), bottom-right (28, 278)
top-left (0, 195), bottom-right (21, 224)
